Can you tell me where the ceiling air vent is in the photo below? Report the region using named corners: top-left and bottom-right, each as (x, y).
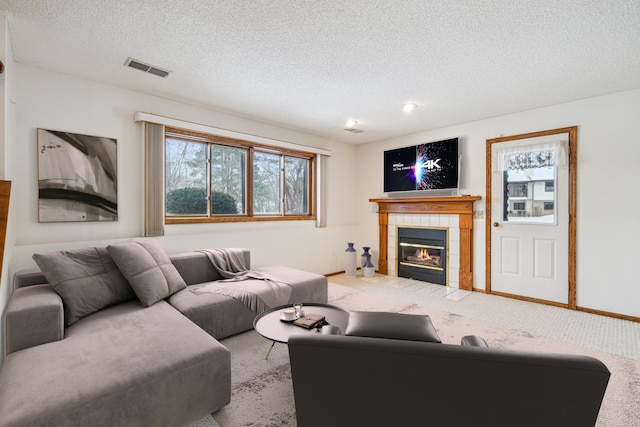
top-left (124, 57), bottom-right (171, 78)
top-left (344, 128), bottom-right (364, 134)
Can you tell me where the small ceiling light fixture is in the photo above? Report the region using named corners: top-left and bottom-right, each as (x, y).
top-left (344, 119), bottom-right (364, 133)
top-left (402, 103), bottom-right (418, 113)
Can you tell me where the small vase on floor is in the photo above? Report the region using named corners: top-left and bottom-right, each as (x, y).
top-left (361, 247), bottom-right (371, 269)
top-left (345, 243), bottom-right (357, 277)
top-left (363, 253), bottom-right (375, 278)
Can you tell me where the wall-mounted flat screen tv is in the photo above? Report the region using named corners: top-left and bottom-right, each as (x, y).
top-left (383, 138), bottom-right (459, 193)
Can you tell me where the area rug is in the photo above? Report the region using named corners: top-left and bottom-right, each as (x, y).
top-left (189, 282), bottom-right (640, 427)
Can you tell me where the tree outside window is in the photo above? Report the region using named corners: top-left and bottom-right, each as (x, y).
top-left (285, 157), bottom-right (308, 214)
top-left (165, 138), bottom-right (207, 215)
top-left (253, 152), bottom-right (281, 215)
top-left (211, 145), bottom-right (245, 214)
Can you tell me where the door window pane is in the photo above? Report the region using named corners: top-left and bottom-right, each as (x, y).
top-left (284, 157), bottom-right (309, 214)
top-left (253, 152), bottom-right (281, 214)
top-left (504, 166), bottom-right (555, 223)
top-left (211, 145), bottom-right (246, 214)
top-left (165, 138), bottom-right (207, 215)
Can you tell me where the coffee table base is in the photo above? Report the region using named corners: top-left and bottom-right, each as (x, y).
top-left (265, 341), bottom-right (277, 359)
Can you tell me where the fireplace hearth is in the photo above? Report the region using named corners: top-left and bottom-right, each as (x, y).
top-left (397, 227), bottom-right (447, 285)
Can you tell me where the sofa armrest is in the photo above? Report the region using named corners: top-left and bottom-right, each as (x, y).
top-left (13, 267), bottom-right (48, 291)
top-left (4, 284), bottom-right (64, 354)
top-left (460, 335), bottom-right (489, 347)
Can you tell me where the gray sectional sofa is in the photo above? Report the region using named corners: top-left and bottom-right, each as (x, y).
top-left (0, 242), bottom-right (328, 427)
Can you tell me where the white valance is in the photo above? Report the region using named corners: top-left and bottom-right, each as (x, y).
top-left (134, 112), bottom-right (332, 157)
top-left (493, 139), bottom-right (568, 172)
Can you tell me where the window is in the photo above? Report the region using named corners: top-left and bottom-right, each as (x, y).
top-left (513, 202), bottom-right (525, 210)
top-left (165, 138), bottom-right (208, 215)
top-left (284, 157), bottom-right (309, 214)
top-left (165, 128), bottom-right (314, 223)
top-left (507, 183), bottom-right (527, 197)
top-left (211, 144), bottom-right (246, 214)
top-left (544, 202), bottom-right (554, 210)
top-left (545, 181), bottom-right (554, 192)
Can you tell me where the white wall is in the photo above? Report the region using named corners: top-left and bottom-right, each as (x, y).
top-left (8, 63), bottom-right (360, 274)
top-left (2, 49), bottom-right (640, 366)
top-left (356, 88), bottom-right (640, 318)
top-left (0, 59), bottom-right (361, 363)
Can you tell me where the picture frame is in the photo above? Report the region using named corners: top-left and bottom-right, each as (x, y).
top-left (37, 128), bottom-right (118, 222)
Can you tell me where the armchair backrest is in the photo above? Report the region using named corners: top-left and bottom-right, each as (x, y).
top-left (288, 334), bottom-right (610, 427)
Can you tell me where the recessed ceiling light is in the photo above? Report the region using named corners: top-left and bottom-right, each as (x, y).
top-left (402, 103), bottom-right (417, 113)
top-left (344, 119), bottom-right (364, 133)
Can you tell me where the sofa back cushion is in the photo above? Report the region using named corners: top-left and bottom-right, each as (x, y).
top-left (107, 239), bottom-right (187, 307)
top-left (169, 250), bottom-right (250, 285)
top-left (33, 247), bottom-right (135, 326)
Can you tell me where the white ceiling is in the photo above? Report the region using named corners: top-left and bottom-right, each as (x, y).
top-left (1, 1), bottom-right (639, 144)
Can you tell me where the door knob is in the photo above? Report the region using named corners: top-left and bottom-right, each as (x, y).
top-left (492, 222), bottom-right (499, 227)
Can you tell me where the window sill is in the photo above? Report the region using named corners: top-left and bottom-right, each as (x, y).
top-left (166, 215), bottom-right (316, 224)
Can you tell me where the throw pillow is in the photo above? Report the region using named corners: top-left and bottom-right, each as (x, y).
top-left (344, 311), bottom-right (441, 343)
top-left (107, 239), bottom-right (186, 307)
top-left (33, 247), bottom-right (135, 326)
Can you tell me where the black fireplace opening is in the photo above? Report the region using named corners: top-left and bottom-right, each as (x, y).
top-left (397, 227), bottom-right (447, 285)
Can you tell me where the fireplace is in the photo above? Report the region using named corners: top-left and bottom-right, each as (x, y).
top-left (369, 196), bottom-right (480, 290)
top-left (397, 227), bottom-right (447, 285)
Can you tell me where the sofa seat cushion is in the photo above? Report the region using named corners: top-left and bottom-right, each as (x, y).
top-left (0, 300), bottom-right (231, 427)
top-left (168, 280), bottom-right (284, 339)
top-left (168, 266), bottom-right (328, 340)
top-left (253, 265), bottom-right (328, 305)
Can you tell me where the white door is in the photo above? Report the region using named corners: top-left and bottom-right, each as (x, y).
top-left (489, 132), bottom-right (571, 305)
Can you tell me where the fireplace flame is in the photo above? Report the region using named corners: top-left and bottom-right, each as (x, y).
top-left (416, 249), bottom-right (431, 260)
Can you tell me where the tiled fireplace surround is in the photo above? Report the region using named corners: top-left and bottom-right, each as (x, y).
top-left (370, 197), bottom-right (481, 291)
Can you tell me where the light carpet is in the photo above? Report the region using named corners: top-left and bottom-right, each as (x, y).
top-left (187, 282), bottom-right (640, 427)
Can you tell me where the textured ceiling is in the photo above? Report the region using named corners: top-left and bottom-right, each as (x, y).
top-left (1, 1), bottom-right (639, 144)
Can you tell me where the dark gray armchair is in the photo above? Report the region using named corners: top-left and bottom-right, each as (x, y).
top-left (288, 333), bottom-right (610, 427)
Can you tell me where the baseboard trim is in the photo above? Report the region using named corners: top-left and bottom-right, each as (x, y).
top-left (577, 306), bottom-right (640, 323)
top-left (489, 290), bottom-right (569, 309)
top-left (484, 290), bottom-right (640, 323)
top-left (325, 269), bottom-right (369, 277)
top-left (325, 271), bottom-right (346, 277)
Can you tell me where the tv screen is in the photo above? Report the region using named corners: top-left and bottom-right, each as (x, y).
top-left (384, 138), bottom-right (459, 193)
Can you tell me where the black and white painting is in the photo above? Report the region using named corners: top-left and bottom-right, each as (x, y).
top-left (37, 129), bottom-right (118, 222)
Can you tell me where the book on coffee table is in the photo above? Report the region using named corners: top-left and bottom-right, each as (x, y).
top-left (293, 313), bottom-right (326, 329)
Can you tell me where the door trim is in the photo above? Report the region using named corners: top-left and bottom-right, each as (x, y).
top-left (485, 126), bottom-right (577, 309)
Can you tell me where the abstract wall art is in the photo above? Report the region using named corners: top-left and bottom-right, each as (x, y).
top-left (37, 129), bottom-right (118, 222)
